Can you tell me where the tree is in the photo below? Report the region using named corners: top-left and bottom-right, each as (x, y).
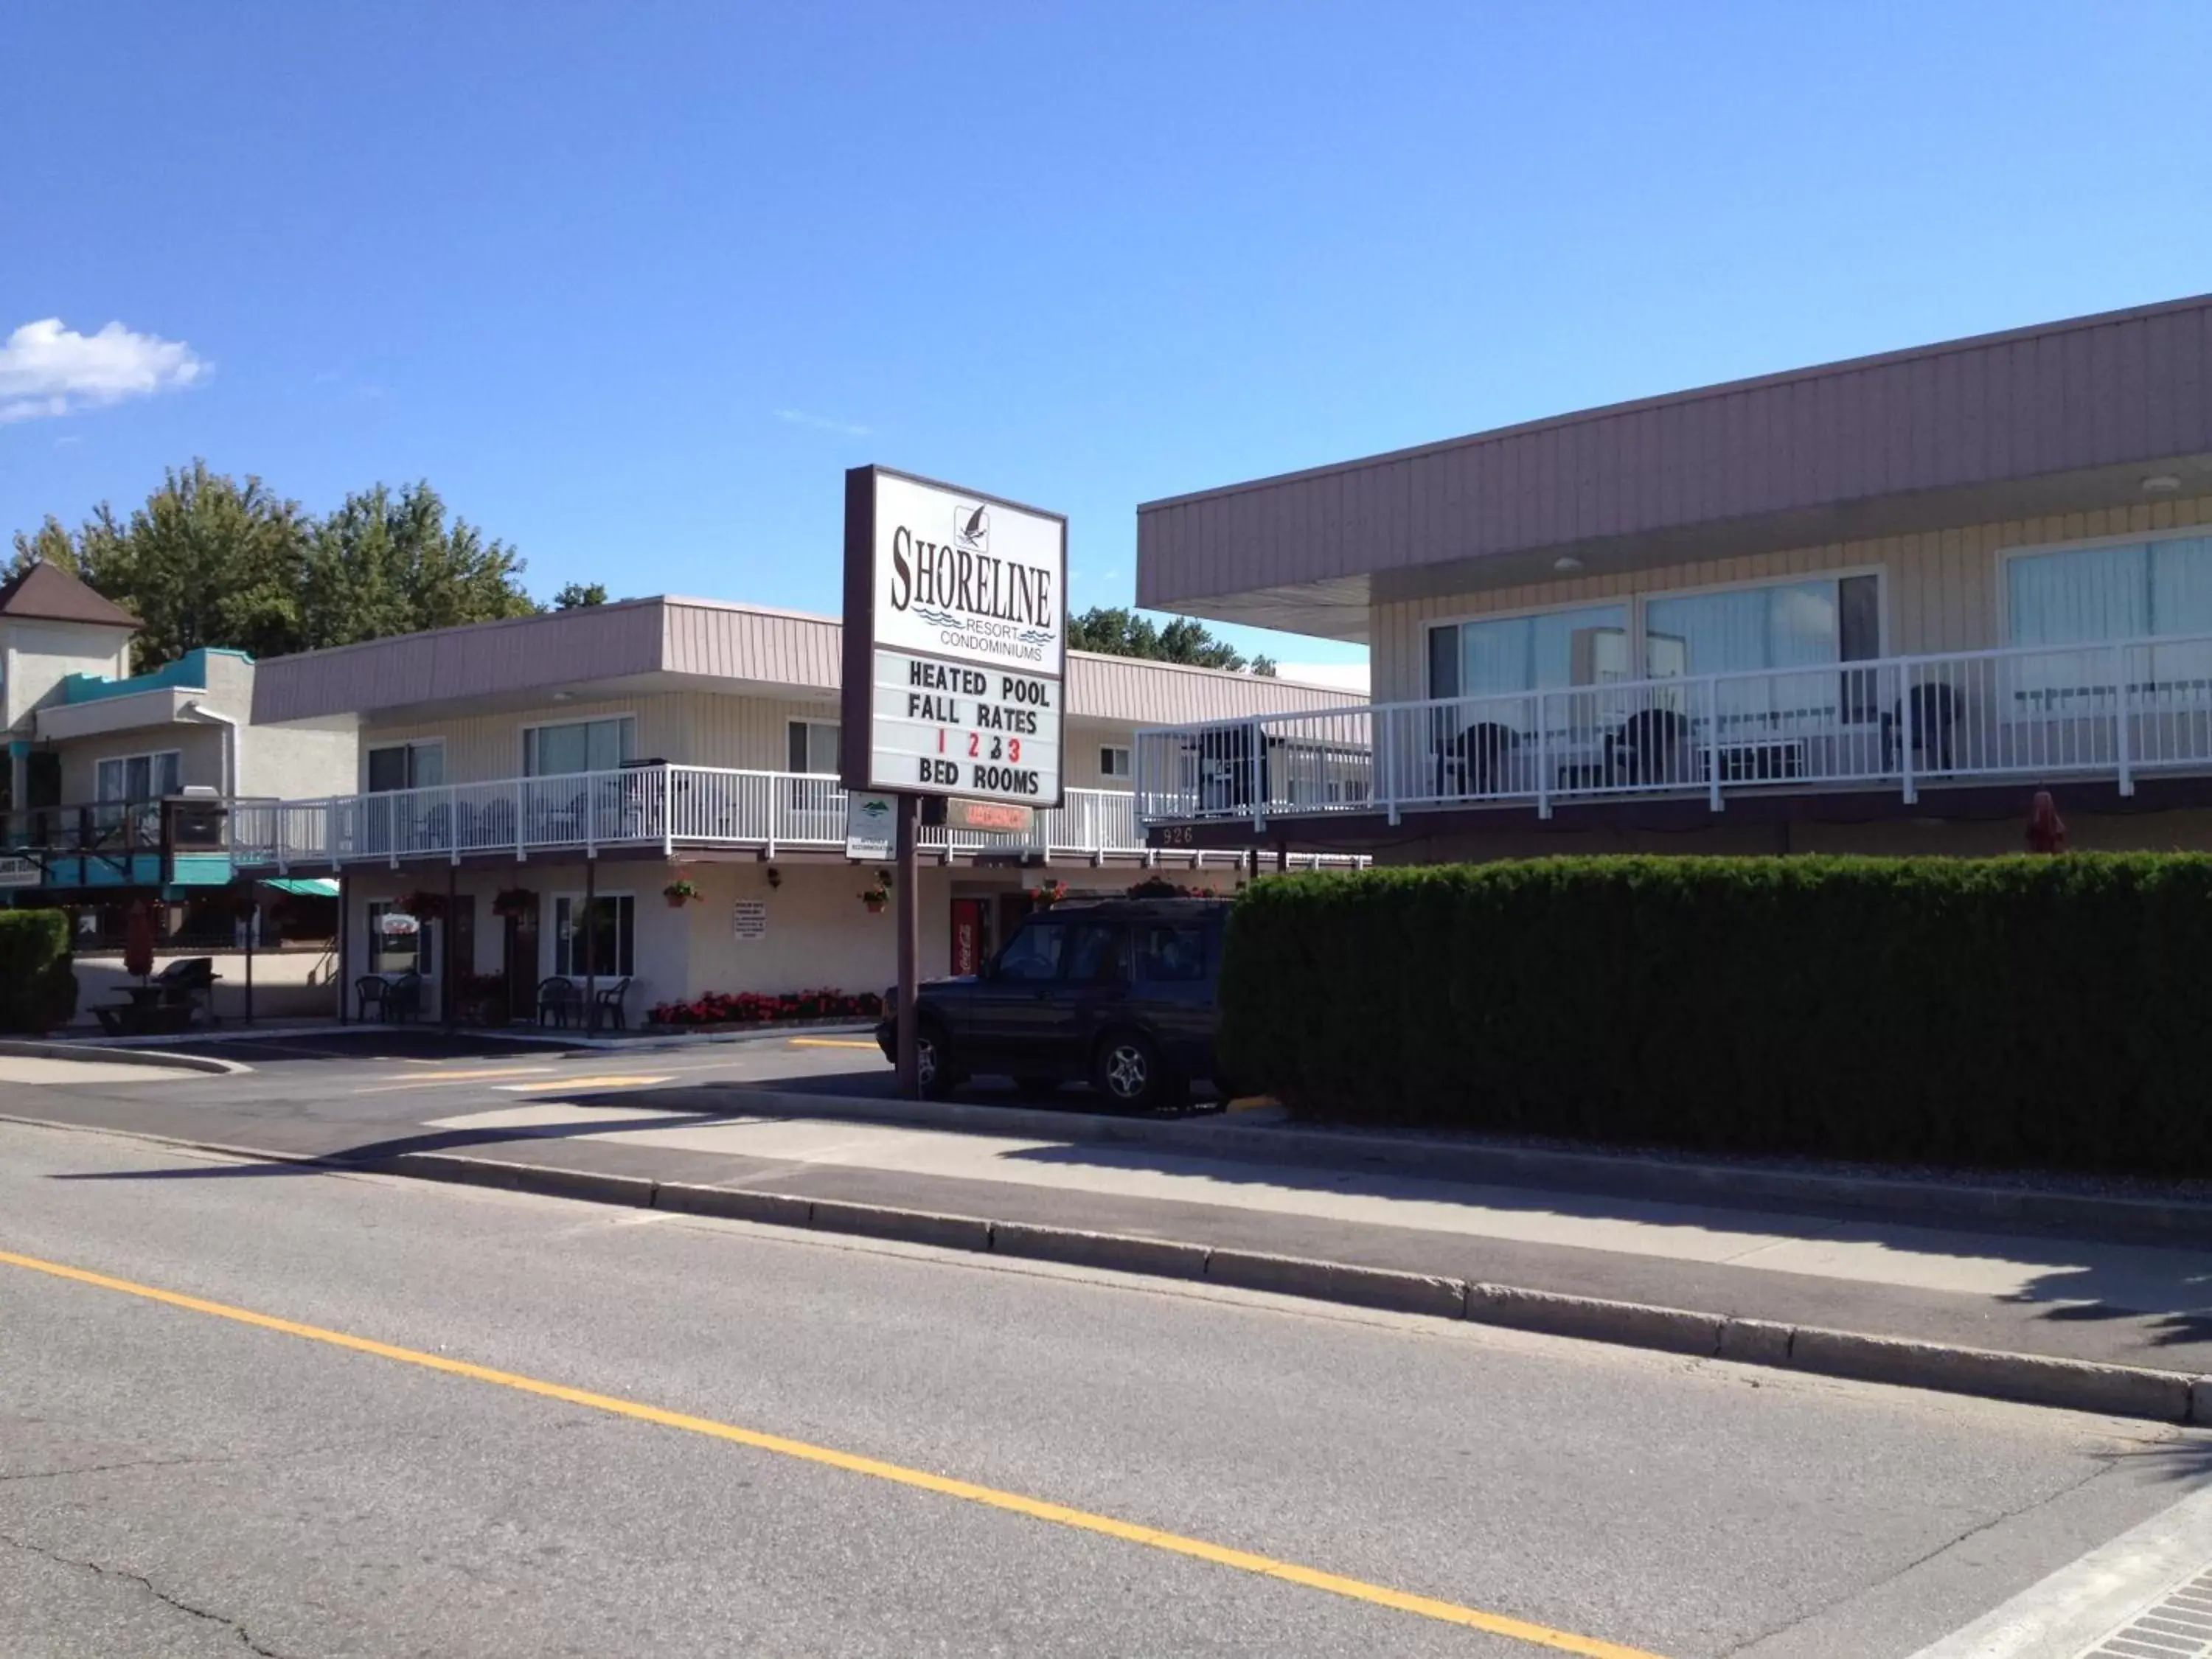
top-left (1066, 605), bottom-right (1277, 675)
top-left (553, 582), bottom-right (608, 609)
top-left (10, 462), bottom-right (312, 670)
top-left (12, 463), bottom-right (551, 668)
top-left (301, 482), bottom-right (538, 649)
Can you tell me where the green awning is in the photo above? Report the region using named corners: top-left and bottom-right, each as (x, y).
top-left (260, 877), bottom-right (339, 897)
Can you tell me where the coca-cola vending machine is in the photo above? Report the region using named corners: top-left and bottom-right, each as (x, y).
top-left (950, 898), bottom-right (985, 977)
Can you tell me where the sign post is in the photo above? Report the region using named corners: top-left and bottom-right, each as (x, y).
top-left (841, 466), bottom-right (1068, 1097)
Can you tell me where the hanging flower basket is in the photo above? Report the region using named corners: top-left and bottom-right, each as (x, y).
top-left (663, 877), bottom-right (703, 909)
top-left (858, 869), bottom-right (892, 913)
top-left (1028, 879), bottom-right (1069, 908)
top-left (394, 890), bottom-right (446, 921)
top-left (491, 887), bottom-right (535, 919)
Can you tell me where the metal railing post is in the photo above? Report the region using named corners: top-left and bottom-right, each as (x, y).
top-left (1899, 661), bottom-right (1916, 805)
top-left (1535, 692), bottom-right (1552, 820)
top-left (1380, 706), bottom-right (1399, 825)
top-left (1705, 677), bottom-right (1723, 812)
top-left (662, 765), bottom-right (675, 856)
top-left (2116, 644), bottom-right (2135, 796)
top-left (1248, 718), bottom-right (1266, 832)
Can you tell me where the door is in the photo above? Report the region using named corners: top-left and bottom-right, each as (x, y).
top-left (958, 915), bottom-right (1068, 1071)
top-left (505, 902), bottom-right (541, 1020)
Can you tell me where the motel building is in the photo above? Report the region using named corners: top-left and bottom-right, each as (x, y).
top-left (1130, 293), bottom-right (2212, 862)
top-left (228, 597), bottom-right (1361, 1026)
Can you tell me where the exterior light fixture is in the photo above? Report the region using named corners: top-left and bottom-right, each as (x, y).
top-left (1553, 555), bottom-right (1584, 574)
top-left (2143, 475), bottom-right (2183, 493)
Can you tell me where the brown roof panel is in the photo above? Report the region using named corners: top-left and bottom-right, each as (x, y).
top-left (0, 561), bottom-right (140, 628)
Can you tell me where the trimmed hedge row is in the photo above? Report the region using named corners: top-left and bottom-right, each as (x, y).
top-left (1218, 855), bottom-right (2212, 1175)
top-left (0, 909), bottom-right (79, 1035)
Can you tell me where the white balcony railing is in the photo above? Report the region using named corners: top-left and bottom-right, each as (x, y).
top-left (226, 767), bottom-right (1360, 870)
top-left (1135, 632), bottom-right (2212, 827)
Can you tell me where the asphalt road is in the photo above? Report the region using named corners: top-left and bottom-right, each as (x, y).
top-left (6, 1118), bottom-right (2212, 1658)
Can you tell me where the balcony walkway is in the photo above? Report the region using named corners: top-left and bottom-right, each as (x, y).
top-left (1136, 632), bottom-right (2212, 828)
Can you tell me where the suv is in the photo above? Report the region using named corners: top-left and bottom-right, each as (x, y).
top-left (876, 898), bottom-right (1234, 1109)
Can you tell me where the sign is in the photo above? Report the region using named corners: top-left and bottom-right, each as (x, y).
top-left (731, 900), bottom-right (767, 941)
top-left (377, 912), bottom-right (420, 936)
top-left (924, 797), bottom-right (1036, 835)
top-left (840, 467), bottom-right (1068, 807)
top-left (846, 791), bottom-right (896, 860)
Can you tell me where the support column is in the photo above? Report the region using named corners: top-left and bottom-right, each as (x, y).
top-left (336, 872), bottom-right (351, 1023)
top-left (442, 858), bottom-right (459, 1029)
top-left (582, 855), bottom-right (597, 1032)
top-left (896, 794), bottom-right (919, 1098)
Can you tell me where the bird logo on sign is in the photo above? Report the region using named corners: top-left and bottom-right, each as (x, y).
top-left (953, 504), bottom-right (989, 552)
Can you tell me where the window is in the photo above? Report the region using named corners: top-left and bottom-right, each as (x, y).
top-left (2008, 536), bottom-right (2212, 689)
top-left (787, 720), bottom-right (840, 774)
top-left (1135, 923), bottom-right (1206, 983)
top-left (366, 740), bottom-right (443, 793)
top-left (1429, 605), bottom-right (1630, 700)
top-left (553, 894), bottom-right (634, 977)
top-left (992, 920), bottom-right (1066, 982)
top-left (95, 750), bottom-right (181, 803)
top-left (366, 900), bottom-right (425, 976)
top-left (1099, 745), bottom-right (1132, 779)
top-left (526, 717), bottom-right (634, 777)
top-left (1065, 922), bottom-right (1130, 984)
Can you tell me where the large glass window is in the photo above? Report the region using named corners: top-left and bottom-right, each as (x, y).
top-left (1439, 604), bottom-right (1630, 698)
top-left (526, 717), bottom-right (634, 777)
top-left (992, 920), bottom-right (1066, 982)
top-left (552, 894), bottom-right (634, 977)
top-left (366, 740), bottom-right (443, 793)
top-left (786, 720), bottom-right (840, 774)
top-left (2009, 536), bottom-right (2212, 690)
top-left (95, 750), bottom-right (181, 803)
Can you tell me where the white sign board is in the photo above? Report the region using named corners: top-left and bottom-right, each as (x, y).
top-left (841, 468), bottom-right (1068, 807)
top-left (846, 792), bottom-right (896, 860)
top-left (731, 900), bottom-right (767, 941)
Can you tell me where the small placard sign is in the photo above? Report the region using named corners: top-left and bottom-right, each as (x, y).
top-left (732, 900), bottom-right (767, 941)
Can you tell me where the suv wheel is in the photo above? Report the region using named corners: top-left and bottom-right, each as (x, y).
top-left (914, 1021), bottom-right (961, 1099)
top-left (1093, 1029), bottom-right (1172, 1110)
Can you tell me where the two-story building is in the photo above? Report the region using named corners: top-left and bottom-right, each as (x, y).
top-left (1131, 293), bottom-right (2212, 860)
top-left (1, 562), bottom-right (355, 897)
top-left (232, 596), bottom-right (1362, 1024)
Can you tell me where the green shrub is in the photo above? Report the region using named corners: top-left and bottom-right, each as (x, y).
top-left (1219, 855), bottom-right (2212, 1175)
top-left (0, 909), bottom-right (78, 1035)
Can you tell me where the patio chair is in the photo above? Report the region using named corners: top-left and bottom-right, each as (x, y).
top-left (1436, 721), bottom-right (1521, 799)
top-left (1607, 708), bottom-right (1695, 785)
top-left (591, 975), bottom-right (633, 1032)
top-left (1881, 682), bottom-right (1959, 772)
top-left (536, 975), bottom-right (582, 1029)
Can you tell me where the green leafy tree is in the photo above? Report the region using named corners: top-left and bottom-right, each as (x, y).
top-left (1066, 605), bottom-right (1276, 675)
top-left (552, 581), bottom-right (609, 609)
top-left (301, 482), bottom-right (537, 649)
top-left (9, 462), bottom-right (310, 670)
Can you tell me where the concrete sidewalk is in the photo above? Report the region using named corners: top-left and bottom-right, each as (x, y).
top-left (10, 1065), bottom-right (2212, 1412)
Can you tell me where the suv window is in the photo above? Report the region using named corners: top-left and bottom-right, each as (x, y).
top-left (1064, 922), bottom-right (1131, 984)
top-left (993, 922), bottom-right (1067, 982)
top-left (1135, 922), bottom-right (1207, 983)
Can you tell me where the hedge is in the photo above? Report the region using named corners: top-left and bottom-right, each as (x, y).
top-left (1218, 855), bottom-right (2212, 1175)
top-left (0, 909), bottom-right (79, 1035)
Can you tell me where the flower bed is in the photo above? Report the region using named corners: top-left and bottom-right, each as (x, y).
top-left (647, 987), bottom-right (885, 1030)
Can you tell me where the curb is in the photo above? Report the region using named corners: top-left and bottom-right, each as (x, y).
top-left (10, 1111), bottom-right (2205, 1426)
top-left (642, 1085), bottom-right (2212, 1245)
top-left (0, 1040), bottom-right (246, 1076)
top-left (142, 1131), bottom-right (2212, 1427)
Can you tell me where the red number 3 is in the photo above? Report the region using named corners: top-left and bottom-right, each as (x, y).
top-left (1009, 739), bottom-right (1020, 762)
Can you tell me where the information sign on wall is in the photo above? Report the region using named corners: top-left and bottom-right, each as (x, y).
top-left (731, 900), bottom-right (767, 941)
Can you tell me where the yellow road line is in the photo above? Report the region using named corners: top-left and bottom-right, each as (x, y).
top-left (500, 1075), bottom-right (673, 1091)
top-left (0, 1245), bottom-right (1661, 1658)
top-left (354, 1067), bottom-right (558, 1093)
top-left (787, 1037), bottom-right (881, 1051)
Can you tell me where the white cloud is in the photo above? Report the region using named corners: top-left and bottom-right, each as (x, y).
top-left (0, 318), bottom-right (206, 425)
top-left (774, 407), bottom-right (870, 437)
top-left (1273, 660), bottom-right (1370, 693)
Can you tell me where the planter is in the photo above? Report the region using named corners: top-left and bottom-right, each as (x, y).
top-left (667, 894), bottom-right (693, 910)
top-left (457, 999), bottom-right (510, 1029)
top-left (863, 898), bottom-right (886, 914)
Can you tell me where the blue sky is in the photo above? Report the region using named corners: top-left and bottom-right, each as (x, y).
top-left (4, 2), bottom-right (2208, 686)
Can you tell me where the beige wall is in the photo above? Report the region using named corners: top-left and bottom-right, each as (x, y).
top-left (1, 619), bottom-right (133, 731)
top-left (1371, 493), bottom-right (2212, 703)
top-left (239, 716), bottom-right (358, 801)
top-left (361, 690), bottom-right (1150, 794)
top-left (58, 724), bottom-right (226, 803)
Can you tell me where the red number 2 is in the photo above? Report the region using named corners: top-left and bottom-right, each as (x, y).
top-left (967, 732), bottom-right (981, 757)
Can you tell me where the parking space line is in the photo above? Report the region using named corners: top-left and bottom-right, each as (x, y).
top-left (0, 1245), bottom-right (1663, 1657)
top-left (787, 1037), bottom-right (881, 1051)
top-left (499, 1075), bottom-right (674, 1091)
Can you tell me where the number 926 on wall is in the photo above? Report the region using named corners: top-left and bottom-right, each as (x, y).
top-left (867, 647), bottom-right (1061, 803)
